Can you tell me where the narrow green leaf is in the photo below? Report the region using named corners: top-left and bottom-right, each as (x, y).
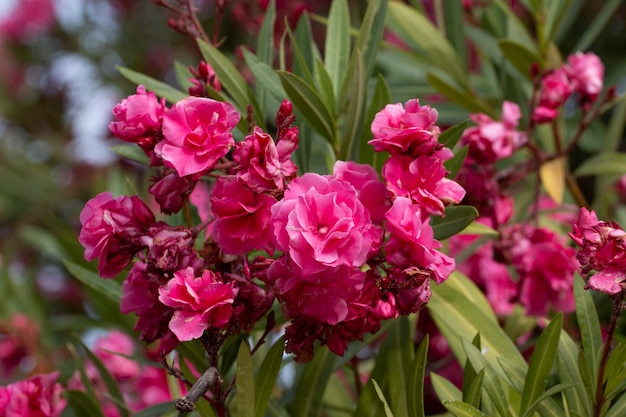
top-left (372, 379), bottom-right (396, 417)
top-left (385, 317), bottom-right (413, 417)
top-left (426, 72), bottom-right (495, 117)
top-left (236, 342), bottom-right (256, 417)
top-left (132, 402), bottom-right (176, 417)
top-left (462, 333), bottom-right (480, 402)
top-left (489, 0), bottom-right (537, 49)
top-left (291, 13), bottom-right (316, 83)
top-left (574, 0), bottom-right (623, 52)
top-left (64, 390), bottom-right (108, 417)
top-left (443, 0), bottom-right (467, 68)
top-left (442, 400), bottom-right (486, 417)
top-left (278, 71), bottom-right (338, 151)
top-left (440, 120), bottom-right (469, 149)
top-left (574, 273), bottom-right (603, 384)
top-left (352, 0), bottom-right (387, 82)
top-left (174, 61), bottom-right (194, 93)
top-left (604, 343), bottom-right (626, 399)
top-left (255, 338), bottom-right (285, 417)
top-left (460, 222), bottom-right (498, 236)
top-left (110, 145), bottom-right (149, 165)
top-left (498, 39), bottom-right (543, 77)
top-left (267, 400), bottom-right (291, 417)
top-left (256, 0), bottom-right (275, 65)
top-left (519, 313), bottom-right (562, 416)
top-left (578, 351), bottom-right (595, 400)
top-left (116, 66), bottom-right (187, 103)
top-left (175, 340), bottom-right (209, 375)
top-left (431, 372), bottom-right (462, 403)
top-left (63, 260), bottom-right (122, 303)
top-left (574, 152), bottom-right (626, 177)
top-left (464, 369), bottom-right (485, 410)
top-left (290, 347), bottom-right (336, 417)
top-left (407, 335), bottom-right (428, 417)
top-left (557, 331), bottom-right (593, 417)
top-left (242, 48), bottom-right (286, 102)
top-left (606, 389), bottom-right (626, 417)
top-left (444, 145), bottom-right (468, 180)
top-left (324, 0), bottom-right (350, 98)
top-left (431, 205), bottom-right (479, 241)
top-left (521, 383), bottom-right (574, 417)
top-left (314, 58), bottom-right (336, 117)
top-left (340, 50), bottom-right (366, 161)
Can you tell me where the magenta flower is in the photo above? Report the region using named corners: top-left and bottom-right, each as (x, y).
top-left (565, 52), bottom-right (604, 102)
top-left (210, 176), bottom-right (276, 255)
top-left (78, 192), bottom-right (155, 278)
top-left (533, 69), bottom-right (573, 123)
top-left (382, 153), bottom-right (465, 216)
top-left (1, 372), bottom-right (66, 417)
top-left (384, 197), bottom-right (455, 284)
top-left (158, 267), bottom-right (235, 341)
top-left (189, 61), bottom-right (221, 96)
top-left (332, 161), bottom-right (390, 223)
top-left (369, 98), bottom-right (441, 156)
top-left (155, 97), bottom-right (240, 177)
top-left (461, 101), bottom-right (526, 164)
top-left (271, 171), bottom-right (383, 274)
top-left (148, 170), bottom-right (198, 215)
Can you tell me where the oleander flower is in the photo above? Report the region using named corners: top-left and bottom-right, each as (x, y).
top-left (155, 97), bottom-right (240, 177)
top-left (566, 52), bottom-right (604, 101)
top-left (148, 170), bottom-right (198, 215)
top-left (270, 170), bottom-right (383, 275)
top-left (1, 372), bottom-right (66, 417)
top-left (78, 192), bottom-right (155, 278)
top-left (233, 126), bottom-right (287, 192)
top-left (533, 69), bottom-right (573, 123)
top-left (158, 267), bottom-right (235, 341)
top-left (369, 98), bottom-right (441, 157)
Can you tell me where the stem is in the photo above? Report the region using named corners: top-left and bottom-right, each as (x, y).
top-left (593, 292), bottom-right (625, 417)
top-left (175, 367), bottom-right (223, 416)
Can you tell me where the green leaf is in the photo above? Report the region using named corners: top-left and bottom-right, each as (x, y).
top-left (444, 145), bottom-right (468, 179)
top-left (387, 2), bottom-right (467, 87)
top-left (498, 39), bottom-right (543, 77)
top-left (63, 259), bottom-right (122, 303)
top-left (314, 58), bottom-right (336, 116)
top-left (573, 0), bottom-right (623, 52)
top-left (64, 390), bottom-right (108, 417)
top-left (442, 400), bottom-right (487, 417)
top-left (350, 0), bottom-right (387, 85)
top-left (606, 389), bottom-right (626, 417)
top-left (324, 0), bottom-right (350, 99)
top-left (578, 351), bottom-right (595, 401)
top-left (116, 66), bottom-right (187, 103)
top-left (340, 50), bottom-right (366, 161)
top-left (290, 346), bottom-right (336, 417)
top-left (278, 71), bottom-right (338, 151)
top-left (519, 313), bottom-right (562, 417)
top-left (255, 338), bottom-right (285, 417)
top-left (431, 372), bottom-right (462, 403)
top-left (361, 75), bottom-right (391, 168)
top-left (462, 334), bottom-right (480, 403)
top-left (459, 222), bottom-right (498, 236)
top-left (557, 331), bottom-right (593, 417)
top-left (175, 340), bottom-right (209, 376)
top-left (443, 0), bottom-right (467, 68)
top-left (236, 342), bottom-right (256, 417)
top-left (290, 14), bottom-right (316, 83)
top-left (522, 383), bottom-right (574, 417)
top-left (407, 335), bottom-right (428, 417)
top-left (110, 145), bottom-right (150, 165)
top-left (574, 273), bottom-right (602, 385)
top-left (372, 379), bottom-right (396, 417)
top-left (464, 369), bottom-right (485, 410)
top-left (574, 152), bottom-right (626, 177)
top-left (267, 400), bottom-right (291, 417)
top-left (174, 61), bottom-right (194, 93)
top-left (132, 402), bottom-right (176, 417)
top-left (440, 120), bottom-right (469, 149)
top-left (431, 205), bottom-right (479, 240)
top-left (383, 316), bottom-right (413, 417)
top-left (241, 48), bottom-right (286, 102)
top-left (257, 0), bottom-right (275, 65)
top-left (426, 72), bottom-right (494, 117)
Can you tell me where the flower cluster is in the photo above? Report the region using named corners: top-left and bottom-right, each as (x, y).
top-left (0, 372), bottom-right (66, 417)
top-left (80, 90), bottom-right (464, 362)
top-left (570, 208), bottom-right (626, 295)
top-left (533, 52), bottom-right (604, 123)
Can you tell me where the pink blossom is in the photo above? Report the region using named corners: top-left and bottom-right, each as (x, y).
top-left (142, 224), bottom-right (200, 273)
top-left (384, 197), bottom-right (455, 284)
top-left (189, 61), bottom-right (221, 96)
top-left (158, 267), bottom-right (235, 341)
top-left (233, 126), bottom-right (287, 192)
top-left (332, 161), bottom-right (390, 223)
top-left (382, 153), bottom-right (465, 216)
top-left (462, 101), bottom-right (526, 164)
top-left (92, 330), bottom-right (140, 380)
top-left (0, 0), bottom-right (55, 41)
top-left (270, 172), bottom-right (383, 274)
top-left (155, 97), bottom-right (240, 177)
top-left (566, 52), bottom-right (604, 101)
top-left (148, 170), bottom-right (198, 215)
top-left (78, 192), bottom-right (155, 278)
top-left (2, 372), bottom-right (66, 417)
top-left (369, 99), bottom-right (441, 156)
top-left (210, 176), bottom-right (276, 255)
top-left (0, 314), bottom-right (40, 378)
top-left (533, 68), bottom-right (573, 123)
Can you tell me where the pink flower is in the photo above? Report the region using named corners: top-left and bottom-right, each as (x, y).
top-left (533, 68), bottom-right (573, 123)
top-left (566, 52), bottom-right (604, 101)
top-left (382, 153), bottom-right (465, 216)
top-left (2, 372), bottom-right (66, 417)
top-left (0, 314), bottom-right (40, 378)
top-left (158, 267), bottom-right (235, 341)
top-left (210, 176), bottom-right (276, 255)
top-left (332, 161), bottom-right (390, 223)
top-left (155, 97), bottom-right (240, 177)
top-left (0, 0), bottom-right (55, 41)
top-left (189, 61), bottom-right (221, 96)
top-left (461, 101), bottom-right (526, 164)
top-left (142, 224), bottom-right (201, 273)
top-left (78, 192), bottom-right (155, 278)
top-left (109, 85), bottom-right (165, 149)
top-left (148, 170), bottom-right (198, 215)
top-left (384, 197), bottom-right (455, 284)
top-left (92, 330), bottom-right (140, 380)
top-left (270, 171), bottom-right (383, 274)
top-left (369, 99), bottom-right (441, 156)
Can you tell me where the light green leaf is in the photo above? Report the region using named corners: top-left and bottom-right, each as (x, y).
top-left (63, 260), bottom-right (122, 303)
top-left (442, 400), bottom-right (487, 417)
top-left (519, 313), bottom-right (562, 417)
top-left (574, 152), bottom-right (626, 177)
top-left (237, 342), bottom-right (256, 417)
top-left (407, 335), bottom-right (428, 417)
top-left (385, 317), bottom-right (413, 417)
top-left (521, 383), bottom-right (574, 417)
top-left (574, 273), bottom-right (602, 385)
top-left (372, 380), bottom-right (396, 417)
top-left (314, 58), bottom-right (336, 116)
top-left (443, 0), bottom-right (467, 68)
top-left (426, 72), bottom-right (495, 117)
top-left (557, 331), bottom-right (593, 417)
top-left (278, 71), bottom-right (338, 151)
top-left (241, 48), bottom-right (286, 102)
top-left (256, 0), bottom-right (275, 65)
top-left (464, 369), bottom-right (485, 410)
top-left (606, 388), bottom-right (626, 417)
top-left (431, 372), bottom-right (462, 403)
top-left (110, 145), bottom-right (150, 165)
top-left (498, 39), bottom-right (543, 77)
top-left (462, 333), bottom-right (480, 403)
top-left (440, 120), bottom-right (469, 149)
top-left (431, 205), bottom-right (479, 241)
top-left (459, 221), bottom-right (498, 236)
top-left (290, 14), bottom-right (316, 83)
top-left (324, 0), bottom-right (350, 99)
top-left (351, 0), bottom-right (387, 85)
top-left (255, 338), bottom-right (285, 417)
top-left (64, 390), bottom-right (108, 417)
top-left (290, 347), bottom-right (336, 417)
top-left (116, 66), bottom-right (187, 103)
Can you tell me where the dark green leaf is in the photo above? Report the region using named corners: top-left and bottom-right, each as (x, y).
top-left (578, 351), bottom-right (595, 400)
top-left (324, 0), bottom-right (350, 99)
top-left (64, 390), bottom-right (108, 417)
top-left (498, 39), bottom-right (543, 77)
top-left (385, 317), bottom-right (413, 417)
top-left (255, 338), bottom-right (285, 417)
top-left (444, 145), bottom-right (468, 179)
top-left (110, 145), bottom-right (150, 165)
top-left (352, 0), bottom-right (387, 84)
top-left (574, 273), bottom-right (602, 384)
top-left (116, 66), bottom-right (187, 103)
top-left (63, 259), bottom-right (122, 303)
top-left (606, 389), bottom-right (626, 417)
top-left (267, 400), bottom-right (291, 417)
top-left (174, 61), bottom-right (194, 93)
top-left (257, 0), bottom-right (276, 65)
top-left (519, 313), bottom-right (562, 417)
top-left (522, 383), bottom-right (574, 417)
top-left (426, 73), bottom-right (495, 117)
top-left (372, 379), bottom-right (396, 417)
top-left (574, 0), bottom-right (623, 52)
top-left (291, 14), bottom-right (316, 83)
top-left (289, 346), bottom-right (336, 417)
top-left (557, 331), bottom-right (593, 417)
top-left (407, 335), bottom-right (428, 417)
top-left (176, 339), bottom-right (209, 375)
top-left (442, 400), bottom-right (486, 417)
top-left (574, 152), bottom-right (626, 177)
top-left (431, 205), bottom-right (479, 240)
top-left (132, 402), bottom-right (176, 417)
top-left (440, 120), bottom-right (469, 149)
top-left (236, 342), bottom-right (256, 417)
top-left (314, 58), bottom-right (336, 117)
top-left (340, 50), bottom-right (366, 161)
